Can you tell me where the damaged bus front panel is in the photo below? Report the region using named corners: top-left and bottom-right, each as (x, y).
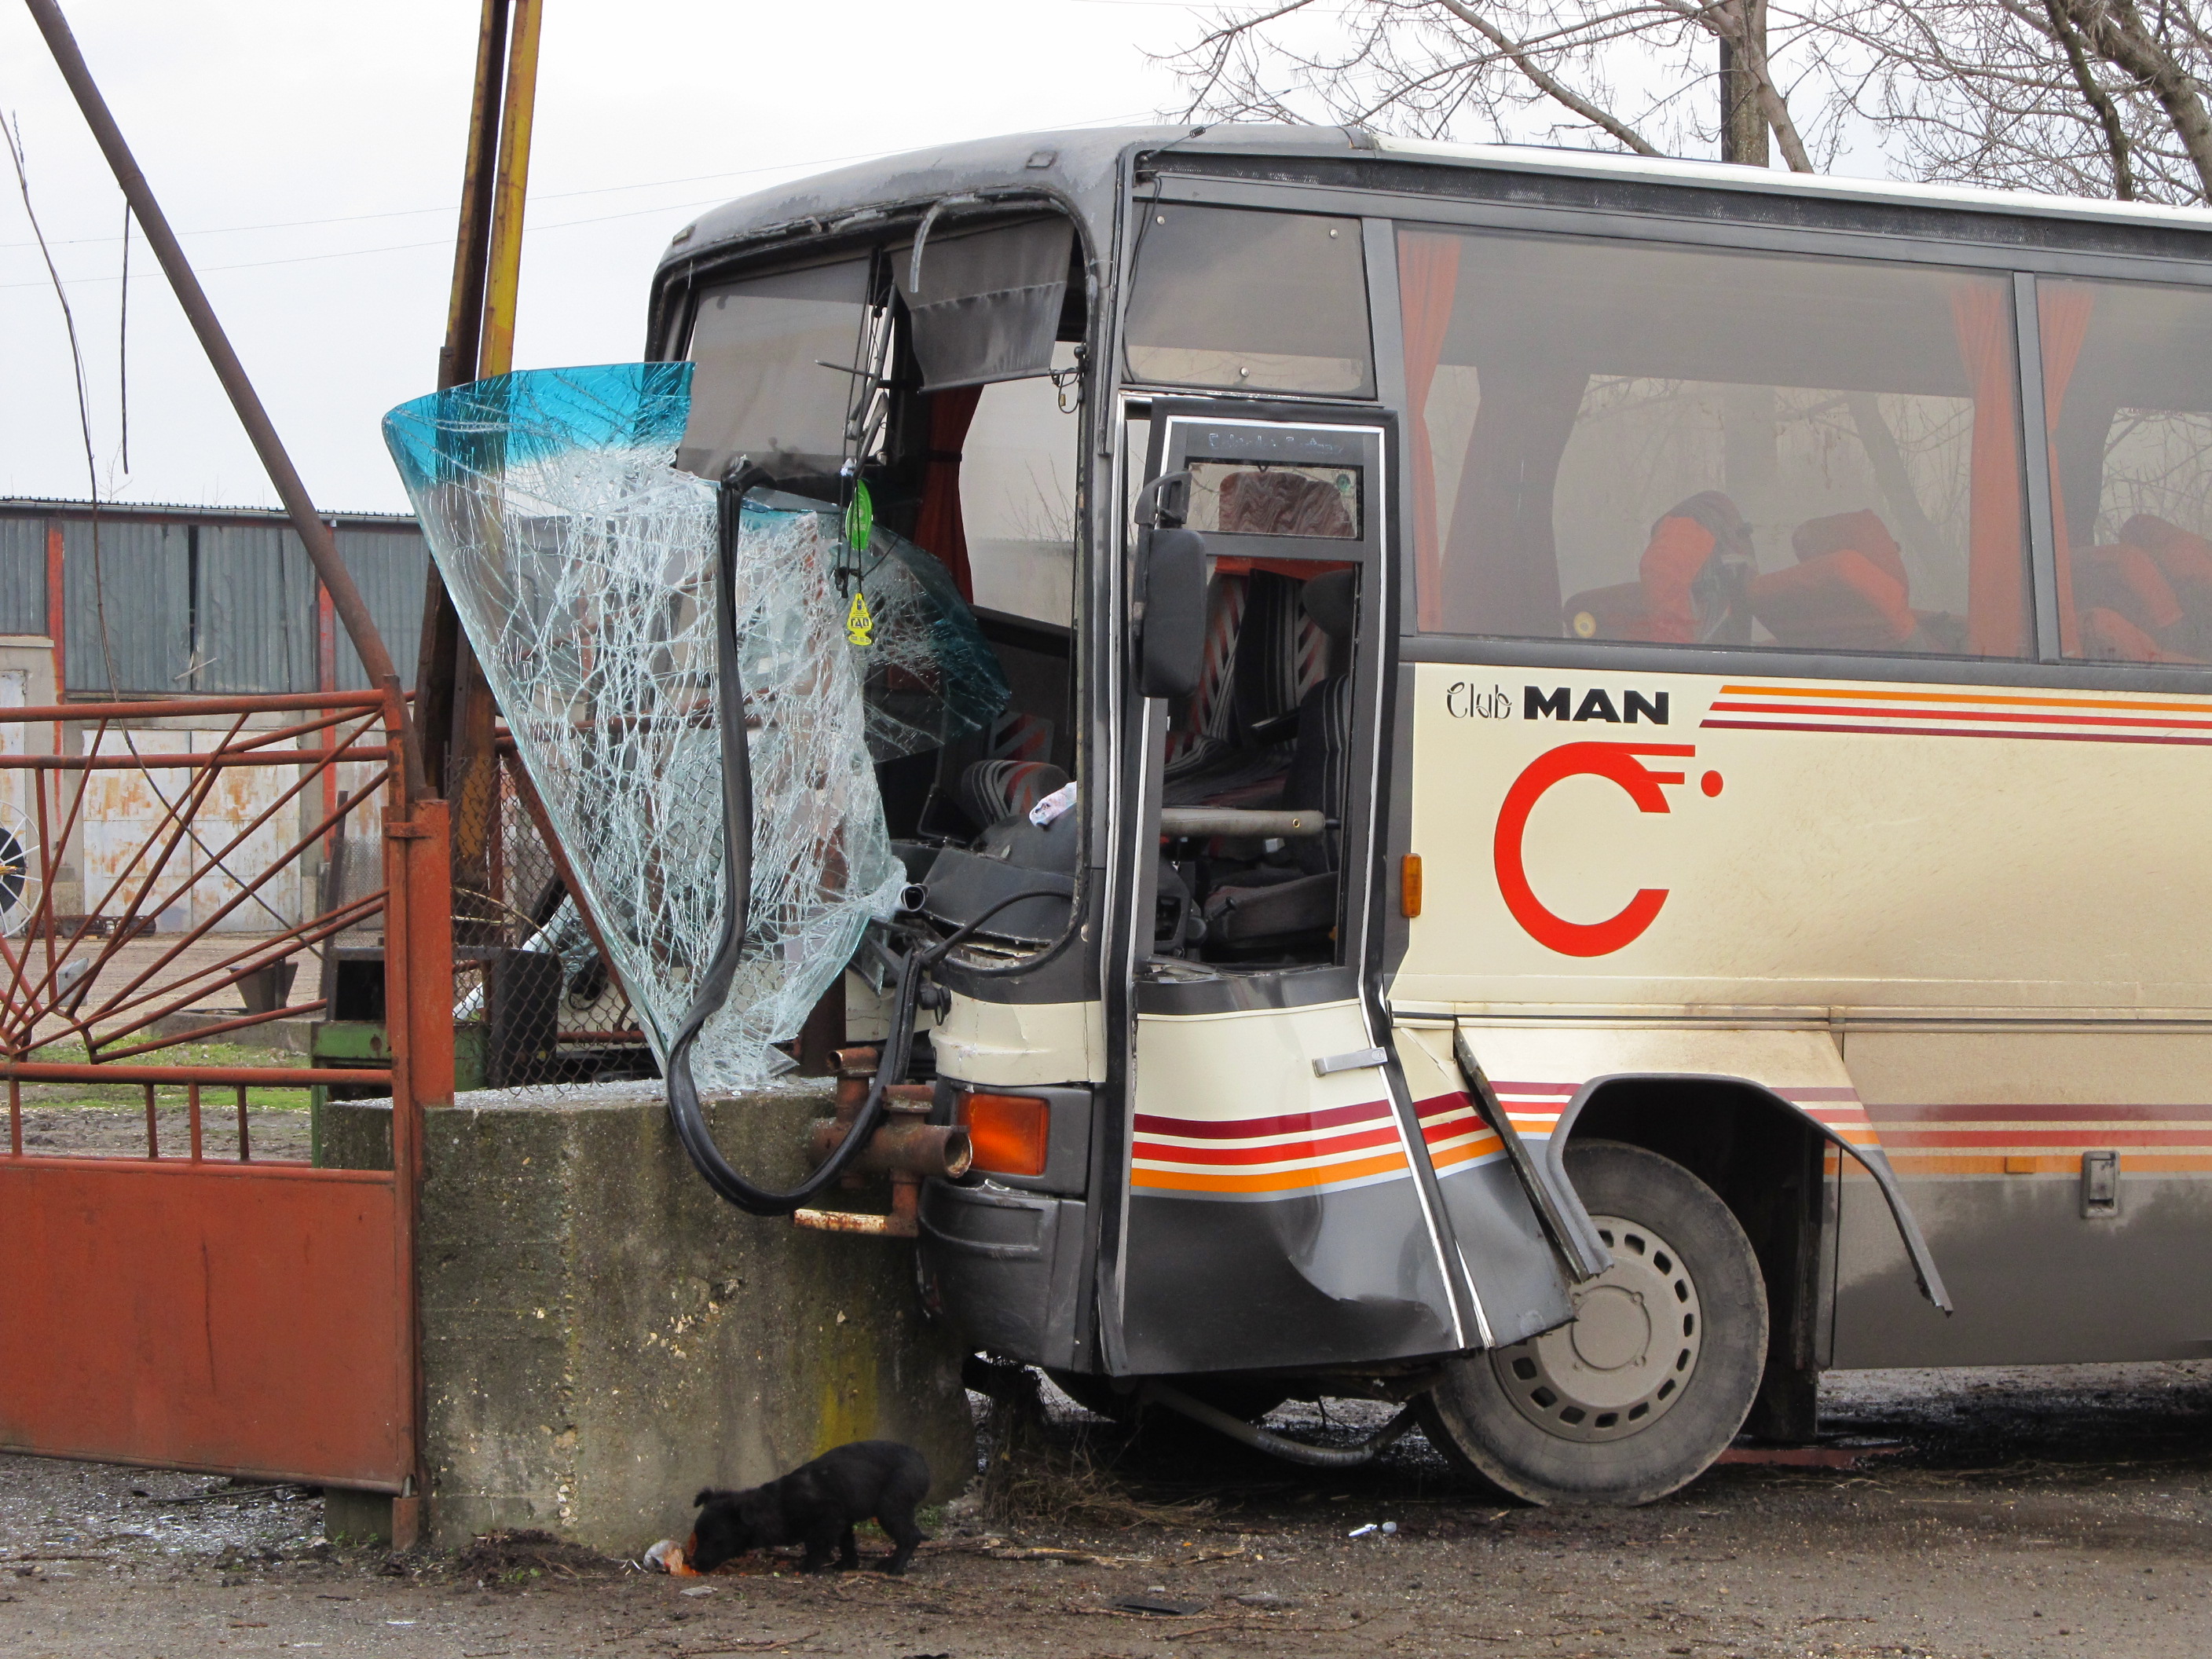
top-left (652, 127), bottom-right (2212, 1506)
top-left (650, 138), bottom-right (1577, 1401)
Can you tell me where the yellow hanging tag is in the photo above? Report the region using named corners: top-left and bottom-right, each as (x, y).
top-left (844, 589), bottom-right (875, 647)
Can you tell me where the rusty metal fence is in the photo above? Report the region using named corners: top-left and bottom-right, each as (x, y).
top-left (0, 686), bottom-right (449, 1524)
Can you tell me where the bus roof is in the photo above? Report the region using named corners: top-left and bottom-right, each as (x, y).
top-left (658, 121), bottom-right (2212, 275)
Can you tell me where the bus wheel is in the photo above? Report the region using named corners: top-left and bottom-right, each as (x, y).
top-left (1419, 1140), bottom-right (1767, 1506)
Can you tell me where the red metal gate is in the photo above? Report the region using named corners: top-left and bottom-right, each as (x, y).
top-left (0, 687), bottom-right (449, 1505)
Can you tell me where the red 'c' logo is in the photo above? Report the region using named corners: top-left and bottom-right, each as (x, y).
top-left (1493, 742), bottom-right (1699, 958)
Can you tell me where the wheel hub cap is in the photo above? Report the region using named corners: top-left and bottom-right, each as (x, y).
top-left (1490, 1214), bottom-right (1703, 1445)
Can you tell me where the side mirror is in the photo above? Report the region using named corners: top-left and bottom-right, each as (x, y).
top-left (1138, 527), bottom-right (1207, 699)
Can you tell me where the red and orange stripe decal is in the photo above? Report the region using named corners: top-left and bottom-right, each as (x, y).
top-left (1487, 1079), bottom-right (1881, 1151)
top-left (1775, 1086), bottom-right (1881, 1148)
top-left (1412, 1092), bottom-right (1504, 1176)
top-left (1855, 1101), bottom-right (2212, 1175)
top-left (1131, 1097), bottom-right (1411, 1197)
top-left (1702, 683), bottom-right (2212, 746)
top-left (1487, 1079), bottom-right (1580, 1142)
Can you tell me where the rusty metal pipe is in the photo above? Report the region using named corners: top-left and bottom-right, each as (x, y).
top-left (0, 1062), bottom-right (387, 1086)
top-left (93, 999), bottom-right (331, 1064)
top-left (793, 1170), bottom-right (926, 1238)
top-left (833, 1074), bottom-right (932, 1119)
top-left (0, 747), bottom-right (390, 771)
top-left (791, 1205), bottom-right (909, 1237)
top-left (806, 1117), bottom-right (972, 1181)
top-left (0, 691), bottom-right (385, 725)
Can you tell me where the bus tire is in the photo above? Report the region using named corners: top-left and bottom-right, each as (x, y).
top-left (1419, 1140), bottom-right (1767, 1506)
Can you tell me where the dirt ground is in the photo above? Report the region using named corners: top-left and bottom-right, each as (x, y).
top-left (8, 1098), bottom-right (311, 1161)
top-left (2, 1363), bottom-right (2207, 1658)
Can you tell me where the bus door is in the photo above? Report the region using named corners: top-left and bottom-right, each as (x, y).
top-left (1111, 404), bottom-right (1572, 1375)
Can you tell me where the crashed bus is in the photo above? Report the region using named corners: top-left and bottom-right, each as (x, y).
top-left (396, 124), bottom-right (2212, 1506)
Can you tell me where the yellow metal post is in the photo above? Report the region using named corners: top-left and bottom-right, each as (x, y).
top-left (478, 0), bottom-right (543, 379)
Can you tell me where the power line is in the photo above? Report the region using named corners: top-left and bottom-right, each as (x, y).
top-left (0, 97), bottom-right (1174, 256)
top-left (0, 106), bottom-right (1176, 293)
top-left (0, 192), bottom-right (744, 292)
top-left (0, 148), bottom-right (889, 253)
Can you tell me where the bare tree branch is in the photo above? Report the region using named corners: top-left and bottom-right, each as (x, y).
top-left (1652, 0), bottom-right (1818, 166)
top-left (2066, 0), bottom-right (2212, 195)
top-left (2046, 0), bottom-right (2138, 195)
top-left (1430, 0), bottom-right (1665, 150)
top-left (1161, 0), bottom-right (2212, 203)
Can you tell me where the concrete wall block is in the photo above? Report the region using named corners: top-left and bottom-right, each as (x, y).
top-left (324, 1083), bottom-right (976, 1554)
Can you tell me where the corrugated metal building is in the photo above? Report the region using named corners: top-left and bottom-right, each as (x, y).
top-left (0, 499), bottom-right (427, 698)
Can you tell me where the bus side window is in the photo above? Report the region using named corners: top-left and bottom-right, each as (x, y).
top-left (677, 258), bottom-right (870, 482)
top-left (2043, 277), bottom-right (2212, 665)
top-left (959, 347), bottom-right (1081, 633)
top-left (1124, 205), bottom-right (1374, 397)
top-left (1397, 226), bottom-right (2035, 660)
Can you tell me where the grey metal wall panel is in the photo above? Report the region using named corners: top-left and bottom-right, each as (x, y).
top-left (0, 518), bottom-right (49, 635)
top-left (197, 524), bottom-right (317, 693)
top-left (63, 518), bottom-right (190, 694)
top-left (333, 528), bottom-right (429, 691)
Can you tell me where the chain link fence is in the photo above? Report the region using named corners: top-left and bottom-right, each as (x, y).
top-left (317, 745), bottom-right (656, 1094)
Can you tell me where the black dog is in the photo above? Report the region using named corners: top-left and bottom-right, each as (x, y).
top-left (689, 1441), bottom-right (930, 1575)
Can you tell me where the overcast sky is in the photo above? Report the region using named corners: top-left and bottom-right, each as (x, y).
top-left (0, 1), bottom-right (1196, 512)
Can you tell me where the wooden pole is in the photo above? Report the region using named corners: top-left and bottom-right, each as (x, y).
top-left (415, 0), bottom-right (511, 796)
top-left (443, 0), bottom-right (543, 941)
top-left (437, 0), bottom-right (510, 394)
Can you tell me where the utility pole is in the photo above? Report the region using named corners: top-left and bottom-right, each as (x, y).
top-left (1719, 0), bottom-right (1770, 169)
top-left (417, 0), bottom-right (543, 943)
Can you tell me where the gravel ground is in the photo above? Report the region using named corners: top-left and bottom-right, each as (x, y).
top-left (1, 1361), bottom-right (2207, 1657)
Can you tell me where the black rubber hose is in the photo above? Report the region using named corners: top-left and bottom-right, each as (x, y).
top-left (663, 479), bottom-right (1058, 1215)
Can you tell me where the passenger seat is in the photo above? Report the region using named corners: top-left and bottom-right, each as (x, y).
top-left (959, 758), bottom-right (1069, 827)
top-left (2115, 515), bottom-right (2212, 658)
top-left (1561, 492), bottom-right (1753, 644)
top-left (1749, 510), bottom-right (1923, 652)
top-left (2075, 542), bottom-right (2185, 643)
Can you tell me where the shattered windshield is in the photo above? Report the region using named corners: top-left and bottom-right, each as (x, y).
top-left (383, 363), bottom-right (1002, 1085)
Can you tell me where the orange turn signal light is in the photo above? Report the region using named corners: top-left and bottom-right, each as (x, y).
top-left (957, 1091), bottom-right (1050, 1177)
top-left (1401, 853), bottom-right (1423, 918)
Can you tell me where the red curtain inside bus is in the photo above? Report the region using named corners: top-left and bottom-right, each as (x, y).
top-left (1950, 282), bottom-right (2031, 658)
top-left (911, 385), bottom-right (983, 602)
top-left (1399, 229), bottom-right (1461, 633)
top-left (2034, 284), bottom-right (2097, 657)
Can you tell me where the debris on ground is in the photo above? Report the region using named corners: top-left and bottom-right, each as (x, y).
top-left (449, 1528), bottom-right (619, 1588)
top-left (0, 1362), bottom-right (2207, 1656)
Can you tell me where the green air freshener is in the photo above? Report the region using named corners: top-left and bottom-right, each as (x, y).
top-left (845, 589), bottom-right (875, 648)
top-left (845, 480), bottom-right (874, 560)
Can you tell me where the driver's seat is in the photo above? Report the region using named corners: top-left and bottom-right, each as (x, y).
top-left (1201, 569), bottom-right (1356, 947)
